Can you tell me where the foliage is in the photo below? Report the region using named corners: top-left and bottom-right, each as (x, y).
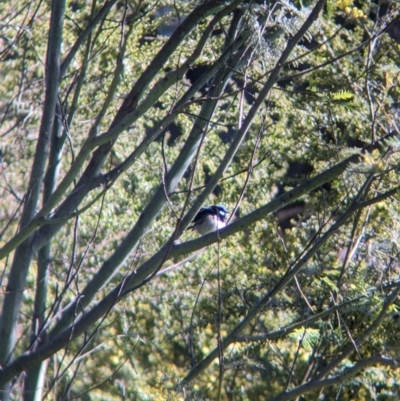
top-left (1, 0), bottom-right (400, 400)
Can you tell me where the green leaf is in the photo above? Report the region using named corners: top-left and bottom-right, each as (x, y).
top-left (331, 90), bottom-right (354, 101)
top-left (289, 328), bottom-right (320, 351)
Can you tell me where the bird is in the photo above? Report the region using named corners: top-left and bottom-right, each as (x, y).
top-left (189, 205), bottom-right (228, 235)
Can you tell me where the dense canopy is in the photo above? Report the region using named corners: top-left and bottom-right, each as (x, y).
top-left (1, 0), bottom-right (400, 399)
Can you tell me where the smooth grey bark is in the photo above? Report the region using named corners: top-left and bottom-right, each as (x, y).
top-left (32, 0), bottom-right (242, 250)
top-left (49, 8), bottom-right (252, 339)
top-left (179, 0), bottom-right (329, 385)
top-left (267, 284), bottom-right (400, 401)
top-left (0, 0), bottom-right (327, 387)
top-left (60, 0), bottom-right (118, 78)
top-left (0, 149), bottom-right (362, 386)
top-left (24, 6), bottom-right (135, 398)
top-left (0, 1), bottom-right (396, 399)
top-left (23, 106), bottom-right (64, 401)
top-left (4, 154), bottom-right (397, 388)
top-left (93, 13), bottom-right (249, 189)
top-left (0, 1), bottom-right (119, 261)
top-left (0, 1), bottom-right (66, 399)
top-left (127, 155), bottom-right (357, 292)
top-left (269, 355), bottom-right (400, 401)
top-left (0, 0), bottom-right (233, 262)
top-left (0, 0), bottom-right (250, 389)
top-left (181, 178), bottom-right (356, 386)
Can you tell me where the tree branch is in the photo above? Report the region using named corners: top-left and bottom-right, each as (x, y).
top-left (268, 354), bottom-right (400, 401)
top-left (0, 0), bottom-right (66, 396)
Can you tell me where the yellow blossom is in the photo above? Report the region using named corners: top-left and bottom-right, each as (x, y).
top-left (337, 0), bottom-right (353, 10)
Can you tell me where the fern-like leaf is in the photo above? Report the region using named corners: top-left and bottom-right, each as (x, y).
top-left (332, 90), bottom-right (354, 101)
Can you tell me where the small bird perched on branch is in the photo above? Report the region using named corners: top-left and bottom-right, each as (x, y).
top-left (189, 205), bottom-right (228, 235)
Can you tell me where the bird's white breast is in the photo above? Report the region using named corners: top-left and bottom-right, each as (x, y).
top-left (194, 214), bottom-right (226, 235)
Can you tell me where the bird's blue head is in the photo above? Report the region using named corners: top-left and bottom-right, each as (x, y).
top-left (213, 204), bottom-right (228, 221)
